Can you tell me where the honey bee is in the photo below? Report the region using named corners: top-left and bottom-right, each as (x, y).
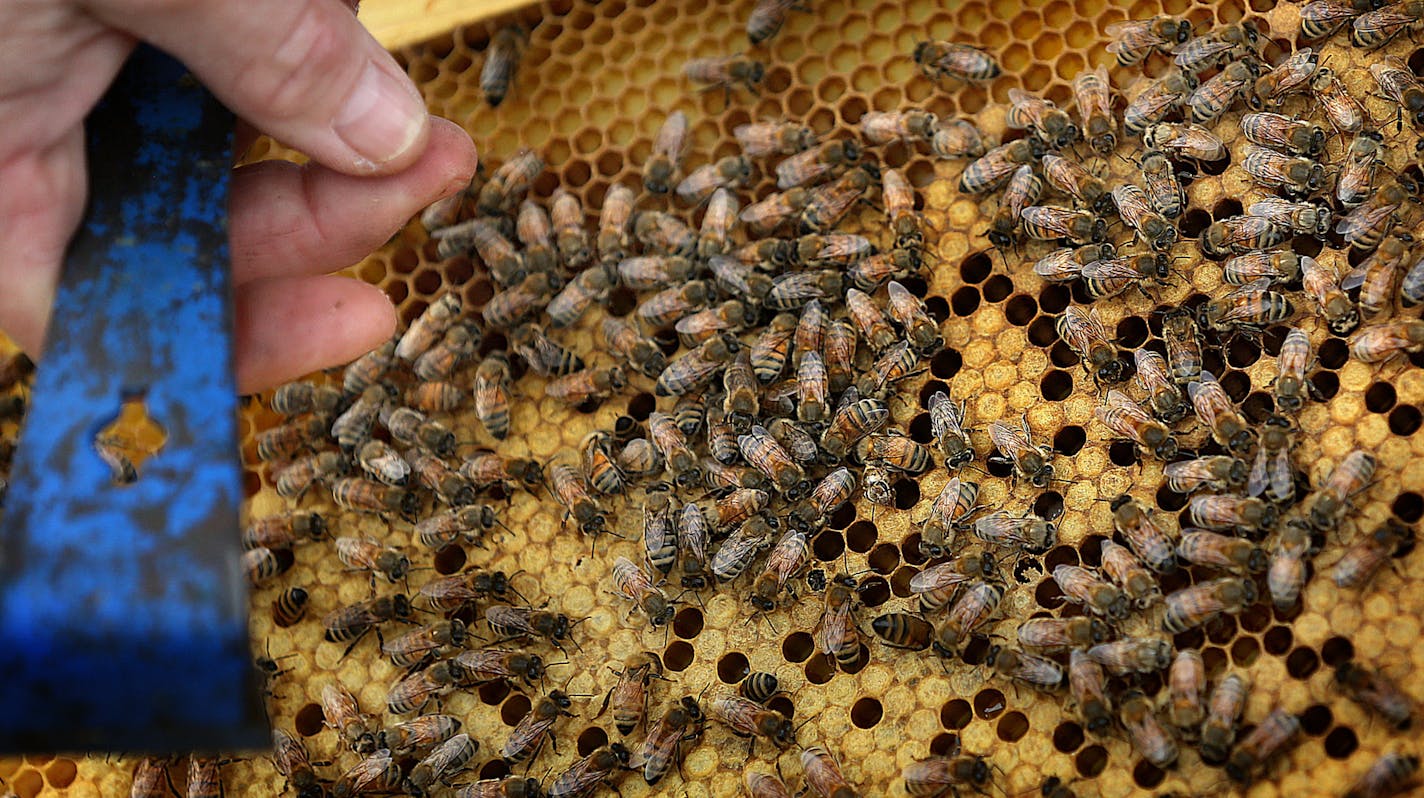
top-left (381, 620), bottom-right (465, 668)
top-left (1200, 215), bottom-right (1289, 259)
top-left (1313, 67), bottom-right (1367, 132)
top-left (1333, 518), bottom-right (1413, 588)
top-left (863, 462), bottom-right (895, 507)
top-left (644, 111), bottom-right (688, 194)
top-left (1008, 89), bottom-right (1080, 149)
top-left (817, 397), bottom-right (888, 463)
top-left (1198, 280), bottom-right (1295, 333)
top-left (330, 384), bottom-right (391, 452)
top-left (986, 164), bottom-right (1044, 250)
top-left (1085, 637), bottom-right (1173, 676)
top-left (1054, 564), bottom-right (1129, 619)
top-left (644, 413), bottom-right (697, 487)
top-left (387, 407), bottom-right (458, 458)
top-left (1371, 55), bottom-right (1424, 128)
top-left (1138, 150), bottom-right (1185, 220)
top-left (771, 418), bottom-right (820, 466)
top-left (711, 694), bottom-right (794, 748)
top-left (1353, 1), bottom-right (1424, 48)
top-left (1268, 523), bottom-right (1311, 611)
top-left (1119, 690), bottom-right (1179, 770)
top-left (1335, 660), bottom-right (1416, 729)
top-left (243, 546), bottom-right (289, 586)
top-left (1189, 59), bottom-right (1258, 123)
top-left (1108, 493), bottom-right (1178, 573)
top-left (921, 390), bottom-right (972, 468)
top-left (405, 380), bottom-right (465, 414)
top-left (710, 487), bottom-right (770, 530)
top-left (550, 267), bottom-right (615, 329)
top-left (871, 612), bottom-right (934, 650)
top-left (1248, 415), bottom-right (1296, 504)
top-left (817, 574), bottom-right (864, 667)
top-left (437, 217), bottom-right (524, 282)
top-left (1301, 0), bottom-right (1378, 39)
top-left (934, 580), bottom-right (1005, 657)
top-left (739, 189), bottom-right (810, 238)
top-left (1241, 144), bottom-right (1328, 197)
top-left (657, 334), bottom-right (738, 398)
top-left (482, 271), bottom-right (554, 330)
top-left (638, 697), bottom-right (705, 785)
top-left (776, 138), bottom-right (862, 189)
top-left (992, 416), bottom-right (1058, 486)
top-left (745, 771), bottom-right (794, 798)
top-left (860, 109), bottom-right (938, 145)
top-left (903, 755), bottom-right (993, 796)
top-left (323, 595), bottom-right (412, 656)
top-left (1167, 649), bottom-right (1206, 729)
top-left (1129, 349), bottom-right (1184, 424)
top-left (1066, 649), bottom-right (1114, 735)
top-left (913, 40), bottom-right (1001, 82)
top-left (1124, 69), bottom-right (1198, 134)
top-left (676, 155), bottom-right (753, 204)
top-left (322, 682), bottom-right (377, 753)
top-left (1057, 305), bottom-right (1126, 385)
top-left (1251, 47), bottom-right (1319, 109)
top-left (1032, 242), bottom-right (1114, 282)
top-left (1352, 318), bottom-right (1424, 362)
top-left (599, 318), bottom-right (663, 379)
top-left (612, 556), bottom-right (674, 627)
top-left (858, 430), bottom-right (933, 474)
top-left (1073, 65), bottom-right (1117, 153)
top-left (921, 476), bottom-right (980, 558)
top-left (271, 586), bottom-right (310, 627)
top-left (1344, 752), bottom-right (1421, 798)
top-left (931, 119), bottom-right (989, 158)
top-left (1223, 249), bottom-right (1308, 285)
top-left (801, 746), bottom-right (858, 798)
top-left (1020, 205), bottom-right (1106, 245)
top-left (973, 511), bottom-right (1056, 554)
top-left (959, 138), bottom-right (1043, 194)
top-left (910, 552), bottom-right (996, 613)
top-left (1106, 16), bottom-right (1193, 65)
top-left (684, 55), bottom-right (765, 98)
top-left (1099, 538), bottom-right (1161, 607)
top-left (331, 749), bottom-right (401, 798)
top-left (502, 690), bottom-right (575, 762)
top-left (327, 475), bottom-right (415, 521)
top-left (1349, 234), bottom-right (1414, 319)
top-left (396, 293), bottom-right (463, 363)
top-left (548, 462), bottom-right (606, 534)
top-left (1081, 253), bottom-right (1171, 300)
top-left (1017, 616), bottom-right (1110, 652)
top-left (544, 366), bottom-right (626, 408)
top-left (1144, 121), bottom-right (1228, 162)
top-left (547, 744), bottom-right (633, 798)
top-left (476, 25), bottom-right (526, 107)
top-left (512, 323), bottom-right (585, 377)
top-left (734, 120), bottom-right (817, 158)
top-left (1248, 198), bottom-right (1333, 238)
top-left (1339, 178), bottom-right (1416, 251)
top-left (696, 188), bottom-right (739, 259)
top-left (1238, 112), bottom-right (1327, 160)
top-left (460, 452), bottom-right (543, 493)
top-left (1099, 384), bottom-right (1179, 456)
top-left (1302, 254), bottom-right (1360, 335)
top-left (1184, 372), bottom-right (1252, 455)
top-left (1042, 154), bottom-right (1110, 214)
top-left (1200, 672), bottom-right (1250, 763)
top-left (453, 777), bottom-right (546, 798)
top-left (453, 649), bottom-right (545, 686)
top-left (271, 381), bottom-right (340, 417)
top-left (405, 733), bottom-right (478, 796)
top-left (463, 358), bottom-right (513, 443)
top-left (1178, 529), bottom-right (1268, 574)
top-left (1163, 576), bottom-right (1258, 632)
top-left (336, 536), bottom-right (410, 584)
top-left (1225, 708), bottom-right (1301, 787)
top-left (823, 319), bottom-right (858, 393)
top-left (419, 568), bottom-right (518, 612)
top-left (579, 432), bottom-right (625, 497)
top-left (381, 715), bottom-right (462, 757)
top-left (243, 510), bottom-right (327, 551)
top-left (1163, 455), bottom-right (1248, 494)
top-left (598, 183), bottom-right (636, 265)
top-left (1175, 21), bottom-right (1260, 72)
top-left (342, 337), bottom-right (397, 397)
top-left (712, 514), bottom-right (777, 582)
top-left (273, 729), bottom-right (323, 798)
top-left (1302, 449), bottom-right (1377, 532)
top-left (552, 188), bottom-right (592, 268)
top-left (477, 150), bottom-right (542, 216)
top-left (1189, 493), bottom-right (1278, 534)
top-left (802, 166), bottom-right (876, 233)
top-left (487, 605), bottom-right (575, 650)
top-left (1334, 131), bottom-right (1387, 208)
top-left (739, 424), bottom-right (808, 499)
top-left (596, 651), bottom-right (662, 735)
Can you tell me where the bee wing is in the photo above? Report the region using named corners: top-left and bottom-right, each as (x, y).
top-left (1222, 276), bottom-right (1275, 299)
top-left (775, 148), bottom-right (820, 189)
top-left (1173, 38), bottom-right (1233, 64)
top-left (818, 598), bottom-right (854, 655)
top-left (909, 562), bottom-right (974, 592)
top-left (1081, 257), bottom-right (1140, 280)
top-left (1034, 248), bottom-right (1086, 281)
top-left (1246, 445), bottom-right (1271, 498)
top-left (1335, 200), bottom-right (1398, 238)
top-left (1270, 447), bottom-right (1294, 500)
top-left (1354, 7), bottom-right (1417, 32)
top-left (485, 605), bottom-right (531, 633)
top-left (988, 420), bottom-right (1028, 453)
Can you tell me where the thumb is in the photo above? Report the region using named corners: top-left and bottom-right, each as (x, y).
top-left (87, 0), bottom-right (430, 176)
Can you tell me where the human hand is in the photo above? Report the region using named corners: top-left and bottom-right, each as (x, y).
top-left (0, 0), bottom-right (478, 393)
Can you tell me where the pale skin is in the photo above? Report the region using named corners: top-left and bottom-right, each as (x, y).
top-left (0, 0), bottom-right (479, 393)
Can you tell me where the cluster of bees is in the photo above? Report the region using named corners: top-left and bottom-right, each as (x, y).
top-left (99, 0), bottom-right (1424, 797)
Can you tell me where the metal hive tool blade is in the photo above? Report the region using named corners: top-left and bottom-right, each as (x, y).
top-left (0, 45), bottom-right (265, 752)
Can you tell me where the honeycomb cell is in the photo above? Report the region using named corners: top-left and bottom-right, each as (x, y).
top-left (974, 688), bottom-right (1007, 720)
top-left (852, 697), bottom-right (884, 728)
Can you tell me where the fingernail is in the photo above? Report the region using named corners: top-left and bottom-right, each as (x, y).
top-left (335, 59), bottom-right (427, 170)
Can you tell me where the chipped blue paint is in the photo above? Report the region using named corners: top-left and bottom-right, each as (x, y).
top-left (0, 46), bottom-right (266, 752)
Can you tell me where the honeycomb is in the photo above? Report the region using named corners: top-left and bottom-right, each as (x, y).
top-left (3, 0), bottom-right (1424, 794)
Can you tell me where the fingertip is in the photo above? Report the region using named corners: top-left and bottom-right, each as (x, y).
top-left (234, 275), bottom-right (396, 394)
top-left (427, 117), bottom-right (479, 192)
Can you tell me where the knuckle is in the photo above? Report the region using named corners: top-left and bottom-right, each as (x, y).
top-left (241, 1), bottom-right (355, 123)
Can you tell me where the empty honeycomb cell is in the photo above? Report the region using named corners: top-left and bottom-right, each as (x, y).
top-left (974, 688), bottom-right (1007, 720)
top-left (997, 710), bottom-right (1030, 742)
top-left (1286, 646), bottom-right (1321, 679)
top-left (1301, 704), bottom-right (1333, 736)
top-left (1076, 744), bottom-right (1109, 777)
top-left (852, 697), bottom-right (884, 728)
top-left (1231, 635), bottom-right (1261, 666)
top-left (846, 521), bottom-right (878, 553)
top-left (1389, 405), bottom-right (1422, 436)
top-left (9, 770), bottom-right (42, 798)
top-left (941, 698), bottom-right (973, 729)
top-left (1041, 370), bottom-right (1074, 401)
top-left (664, 641), bottom-right (694, 671)
top-left (1053, 721), bottom-right (1085, 753)
top-left (674, 607), bottom-right (704, 639)
top-left (500, 693), bottom-right (532, 726)
top-left (1325, 727), bottom-right (1359, 759)
top-left (869, 543), bottom-right (901, 574)
top-left (783, 631), bottom-right (814, 663)
top-left (872, 86), bottom-right (906, 113)
top-left (716, 651), bottom-right (750, 683)
top-left (576, 726), bottom-right (609, 757)
top-left (1366, 382), bottom-right (1397, 414)
top-left (479, 680), bottom-right (511, 705)
top-left (805, 653), bottom-right (836, 684)
top-left (292, 702), bottom-right (323, 736)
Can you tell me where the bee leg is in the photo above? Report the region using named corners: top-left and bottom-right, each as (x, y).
top-left (339, 628), bottom-right (371, 660)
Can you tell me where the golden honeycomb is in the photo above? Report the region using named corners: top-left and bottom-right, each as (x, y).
top-left (2, 0), bottom-right (1424, 794)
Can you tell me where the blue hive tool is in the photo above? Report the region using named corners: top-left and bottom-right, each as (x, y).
top-left (0, 45), bottom-right (266, 751)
